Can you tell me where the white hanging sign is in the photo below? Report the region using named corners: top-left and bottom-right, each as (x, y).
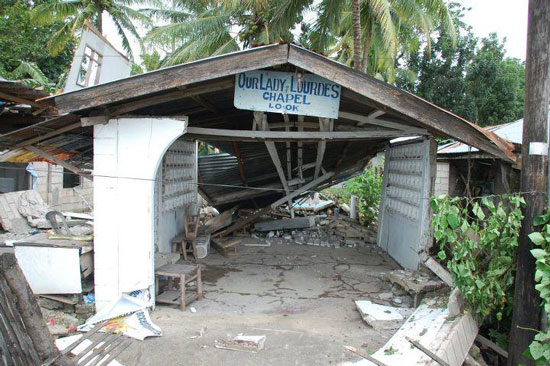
top-left (234, 70), bottom-right (341, 119)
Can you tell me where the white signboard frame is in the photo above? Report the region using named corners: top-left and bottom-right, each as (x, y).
top-left (234, 70), bottom-right (341, 119)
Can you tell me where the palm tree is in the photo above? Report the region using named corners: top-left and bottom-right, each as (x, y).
top-left (31, 0), bottom-right (153, 59)
top-left (143, 0), bottom-right (311, 66)
top-left (307, 0), bottom-right (455, 81)
top-left (351, 0), bottom-right (362, 70)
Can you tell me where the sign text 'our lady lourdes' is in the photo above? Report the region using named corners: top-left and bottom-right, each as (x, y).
top-left (234, 70), bottom-right (341, 119)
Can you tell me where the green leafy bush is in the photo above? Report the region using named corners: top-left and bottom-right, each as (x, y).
top-left (527, 212), bottom-right (550, 364)
top-left (430, 194), bottom-right (524, 320)
top-left (324, 166), bottom-right (383, 226)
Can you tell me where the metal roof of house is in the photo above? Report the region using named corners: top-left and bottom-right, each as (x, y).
top-left (438, 119), bottom-right (523, 156)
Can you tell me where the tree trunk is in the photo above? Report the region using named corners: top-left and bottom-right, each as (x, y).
top-left (507, 1), bottom-right (550, 365)
top-left (351, 0), bottom-right (362, 71)
top-left (362, 30), bottom-right (371, 74)
top-left (0, 253), bottom-right (57, 363)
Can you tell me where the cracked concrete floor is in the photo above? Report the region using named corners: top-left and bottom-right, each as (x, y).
top-left (118, 243), bottom-right (401, 366)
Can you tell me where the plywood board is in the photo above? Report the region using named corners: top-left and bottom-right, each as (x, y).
top-left (15, 246), bottom-right (82, 294)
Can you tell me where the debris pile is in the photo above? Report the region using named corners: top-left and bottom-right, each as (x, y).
top-left (250, 215), bottom-right (378, 249)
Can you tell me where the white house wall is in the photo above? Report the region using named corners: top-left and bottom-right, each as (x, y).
top-left (64, 28), bottom-right (130, 93)
top-left (93, 117), bottom-right (187, 310)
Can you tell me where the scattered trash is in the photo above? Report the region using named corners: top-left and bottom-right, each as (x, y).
top-left (79, 295), bottom-right (162, 341)
top-left (189, 307), bottom-right (197, 313)
top-left (215, 334), bottom-right (266, 353)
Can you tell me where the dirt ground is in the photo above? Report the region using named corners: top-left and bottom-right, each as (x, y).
top-left (117, 243), bottom-right (402, 366)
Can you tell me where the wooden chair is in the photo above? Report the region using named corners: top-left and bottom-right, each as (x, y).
top-left (155, 264), bottom-right (203, 311)
top-left (171, 211), bottom-right (201, 262)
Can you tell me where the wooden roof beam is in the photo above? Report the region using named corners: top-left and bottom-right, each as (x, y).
top-left (24, 146), bottom-right (92, 181)
top-left (339, 111), bottom-right (428, 134)
top-left (185, 127), bottom-right (409, 142)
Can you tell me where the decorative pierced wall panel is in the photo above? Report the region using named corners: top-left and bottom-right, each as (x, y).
top-left (384, 142), bottom-right (425, 221)
top-left (161, 139), bottom-right (197, 212)
top-left (377, 138), bottom-right (435, 270)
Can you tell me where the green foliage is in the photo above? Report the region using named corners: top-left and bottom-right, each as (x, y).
top-left (397, 4), bottom-right (525, 126)
top-left (430, 194), bottom-right (524, 320)
top-left (325, 165), bottom-right (383, 226)
top-left (527, 212), bottom-right (550, 365)
top-left (0, 0), bottom-right (74, 84)
top-left (32, 0), bottom-right (152, 59)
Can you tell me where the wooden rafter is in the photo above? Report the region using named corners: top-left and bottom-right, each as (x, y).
top-left (232, 141), bottom-right (247, 186)
top-left (339, 111), bottom-right (428, 134)
top-left (0, 91), bottom-right (45, 108)
top-left (283, 114), bottom-right (292, 180)
top-left (185, 127), bottom-right (407, 142)
top-left (108, 79), bottom-right (234, 116)
top-left (24, 146), bottom-right (92, 181)
top-left (256, 112), bottom-right (293, 213)
top-left (314, 118), bottom-right (332, 180)
top-left (14, 122), bottom-right (82, 149)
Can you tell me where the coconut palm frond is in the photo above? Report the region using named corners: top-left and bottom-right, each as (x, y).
top-left (31, 0), bottom-right (83, 24)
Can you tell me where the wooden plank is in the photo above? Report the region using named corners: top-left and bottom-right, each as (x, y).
top-left (314, 118), bottom-right (331, 180)
top-left (109, 79), bottom-right (234, 116)
top-left (216, 172), bottom-right (334, 237)
top-left (406, 336), bottom-right (451, 366)
top-left (232, 141), bottom-right (247, 186)
top-left (185, 127), bottom-right (406, 142)
top-left (0, 91), bottom-right (45, 108)
top-left (287, 44), bottom-right (512, 162)
top-left (51, 44), bottom-right (289, 113)
top-left (297, 115), bottom-right (304, 179)
top-left (257, 112), bottom-right (293, 215)
top-left (344, 345), bottom-right (389, 366)
top-left (24, 146), bottom-right (92, 181)
top-left (476, 334), bottom-right (508, 359)
top-left (283, 114), bottom-right (292, 180)
top-left (339, 111), bottom-right (428, 134)
top-left (14, 121), bottom-right (82, 149)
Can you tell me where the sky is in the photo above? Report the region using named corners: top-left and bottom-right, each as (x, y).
top-left (461, 0), bottom-right (528, 60)
top-left (103, 0), bottom-right (530, 65)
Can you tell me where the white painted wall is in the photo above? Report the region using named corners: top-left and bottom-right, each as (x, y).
top-left (64, 27), bottom-right (130, 93)
top-left (93, 117), bottom-right (187, 310)
top-left (434, 162), bottom-right (450, 197)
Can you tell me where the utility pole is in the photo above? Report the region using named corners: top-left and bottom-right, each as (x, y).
top-left (508, 1), bottom-right (550, 365)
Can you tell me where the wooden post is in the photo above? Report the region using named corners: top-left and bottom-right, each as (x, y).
top-left (508, 1), bottom-right (550, 364)
top-left (0, 253), bottom-right (57, 363)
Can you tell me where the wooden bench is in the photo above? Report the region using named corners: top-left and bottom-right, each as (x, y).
top-left (155, 264), bottom-right (203, 311)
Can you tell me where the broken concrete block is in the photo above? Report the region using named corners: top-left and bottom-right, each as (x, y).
top-left (254, 217), bottom-right (316, 231)
top-left (39, 297), bottom-right (64, 310)
top-left (355, 300), bottom-right (404, 330)
top-left (386, 269), bottom-right (445, 295)
top-left (75, 303), bottom-right (95, 315)
top-left (214, 335), bottom-right (266, 353)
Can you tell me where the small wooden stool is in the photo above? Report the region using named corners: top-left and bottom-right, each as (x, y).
top-left (155, 264), bottom-right (203, 310)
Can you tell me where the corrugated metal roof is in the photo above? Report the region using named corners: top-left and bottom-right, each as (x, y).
top-left (438, 119), bottom-right (523, 157)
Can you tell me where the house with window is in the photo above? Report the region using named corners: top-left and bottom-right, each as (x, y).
top-left (64, 23), bottom-right (131, 93)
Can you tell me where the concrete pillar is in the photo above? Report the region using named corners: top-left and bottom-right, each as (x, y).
top-left (93, 117), bottom-right (187, 311)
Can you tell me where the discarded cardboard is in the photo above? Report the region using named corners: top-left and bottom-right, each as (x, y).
top-left (215, 335), bottom-right (266, 353)
top-left (80, 295), bottom-right (162, 341)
